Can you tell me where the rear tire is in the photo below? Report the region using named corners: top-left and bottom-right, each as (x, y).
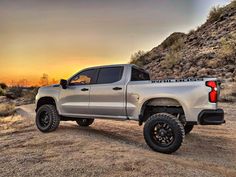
top-left (184, 124), bottom-right (194, 135)
top-left (143, 113), bottom-right (184, 154)
top-left (76, 118), bottom-right (94, 127)
top-left (36, 104), bottom-right (60, 133)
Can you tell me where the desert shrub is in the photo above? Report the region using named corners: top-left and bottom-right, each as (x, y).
top-left (0, 83), bottom-right (7, 89)
top-left (0, 88), bottom-right (5, 96)
top-left (218, 33), bottom-right (236, 58)
top-left (230, 0), bottom-right (236, 8)
top-left (22, 87), bottom-right (39, 102)
top-left (161, 38), bottom-right (184, 69)
top-left (130, 50), bottom-right (147, 67)
top-left (220, 82), bottom-right (236, 102)
top-left (188, 29), bottom-right (195, 35)
top-left (0, 102), bottom-right (15, 117)
top-left (207, 59), bottom-right (219, 68)
top-left (170, 38), bottom-right (185, 51)
top-left (161, 52), bottom-right (181, 69)
top-left (0, 83), bottom-right (7, 96)
top-left (5, 87), bottom-right (23, 99)
top-left (207, 6), bottom-right (224, 22)
top-left (161, 32), bottom-right (185, 49)
top-left (208, 0), bottom-right (236, 23)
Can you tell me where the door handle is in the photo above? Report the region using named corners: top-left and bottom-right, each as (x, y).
top-left (113, 87), bottom-right (122, 91)
top-left (81, 88), bottom-right (89, 91)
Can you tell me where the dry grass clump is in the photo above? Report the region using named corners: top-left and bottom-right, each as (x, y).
top-left (0, 87), bottom-right (5, 96)
top-left (207, 59), bottom-right (220, 68)
top-left (218, 33), bottom-right (236, 58)
top-left (207, 6), bottom-right (224, 23)
top-left (5, 87), bottom-right (23, 99)
top-left (161, 38), bottom-right (184, 69)
top-left (220, 82), bottom-right (236, 102)
top-left (230, 0), bottom-right (236, 8)
top-left (207, 1), bottom-right (236, 23)
top-left (0, 103), bottom-right (15, 117)
top-left (0, 83), bottom-right (7, 96)
top-left (161, 32), bottom-right (186, 49)
top-left (22, 88), bottom-right (38, 101)
top-left (0, 115), bottom-right (25, 133)
top-left (130, 50), bottom-right (148, 67)
top-left (161, 52), bottom-right (182, 69)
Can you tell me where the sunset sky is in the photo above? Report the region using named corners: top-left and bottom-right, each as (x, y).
top-left (0, 0), bottom-right (231, 86)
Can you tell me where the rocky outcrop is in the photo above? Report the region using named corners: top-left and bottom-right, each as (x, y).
top-left (138, 2), bottom-right (236, 82)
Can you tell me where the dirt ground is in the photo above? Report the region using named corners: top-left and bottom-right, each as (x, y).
top-left (0, 103), bottom-right (236, 177)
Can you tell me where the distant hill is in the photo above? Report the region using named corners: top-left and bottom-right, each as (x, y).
top-left (132, 1), bottom-right (236, 82)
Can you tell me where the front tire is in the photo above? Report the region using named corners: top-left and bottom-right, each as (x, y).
top-left (76, 118), bottom-right (94, 127)
top-left (143, 113), bottom-right (185, 154)
top-left (184, 124), bottom-right (194, 135)
top-left (36, 104), bottom-right (60, 132)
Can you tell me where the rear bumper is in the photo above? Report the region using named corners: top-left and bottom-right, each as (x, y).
top-left (198, 109), bottom-right (225, 125)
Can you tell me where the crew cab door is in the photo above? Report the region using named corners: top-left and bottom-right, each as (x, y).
top-left (89, 66), bottom-right (126, 118)
top-left (58, 69), bottom-right (98, 116)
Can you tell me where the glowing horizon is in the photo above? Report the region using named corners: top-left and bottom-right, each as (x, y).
top-left (0, 0), bottom-right (230, 86)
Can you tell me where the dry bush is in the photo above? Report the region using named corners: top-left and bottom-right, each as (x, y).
top-left (207, 6), bottom-right (224, 22)
top-left (230, 0), bottom-right (236, 8)
top-left (5, 87), bottom-right (23, 99)
top-left (0, 88), bottom-right (5, 96)
top-left (0, 83), bottom-right (7, 96)
top-left (220, 82), bottom-right (236, 102)
top-left (22, 87), bottom-right (39, 102)
top-left (161, 52), bottom-right (182, 69)
top-left (188, 29), bottom-right (195, 35)
top-left (170, 38), bottom-right (185, 51)
top-left (130, 50), bottom-right (147, 67)
top-left (207, 1), bottom-right (236, 23)
top-left (0, 83), bottom-right (7, 89)
top-left (207, 60), bottom-right (219, 68)
top-left (0, 103), bottom-right (15, 117)
top-left (161, 32), bottom-right (185, 49)
top-left (218, 33), bottom-right (236, 58)
top-left (161, 38), bottom-right (184, 69)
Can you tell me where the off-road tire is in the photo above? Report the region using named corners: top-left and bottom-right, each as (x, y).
top-left (143, 113), bottom-right (185, 154)
top-left (76, 118), bottom-right (94, 127)
top-left (36, 104), bottom-right (60, 133)
top-left (184, 124), bottom-right (194, 135)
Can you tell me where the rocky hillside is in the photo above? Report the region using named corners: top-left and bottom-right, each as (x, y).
top-left (134, 1), bottom-right (236, 82)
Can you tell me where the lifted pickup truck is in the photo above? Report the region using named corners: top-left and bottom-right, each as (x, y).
top-left (35, 64), bottom-right (225, 153)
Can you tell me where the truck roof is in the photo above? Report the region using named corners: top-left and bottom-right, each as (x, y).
top-left (83, 64), bottom-right (137, 70)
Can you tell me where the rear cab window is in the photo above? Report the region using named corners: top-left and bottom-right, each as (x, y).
top-left (131, 67), bottom-right (150, 81)
top-left (97, 67), bottom-right (124, 84)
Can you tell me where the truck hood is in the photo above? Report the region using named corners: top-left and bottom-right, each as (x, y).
top-left (40, 84), bottom-right (60, 89)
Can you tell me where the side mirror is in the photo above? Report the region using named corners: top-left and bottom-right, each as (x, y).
top-left (60, 79), bottom-right (68, 89)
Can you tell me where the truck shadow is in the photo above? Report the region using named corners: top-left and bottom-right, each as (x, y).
top-left (58, 123), bottom-right (234, 157)
top-left (59, 124), bottom-right (149, 150)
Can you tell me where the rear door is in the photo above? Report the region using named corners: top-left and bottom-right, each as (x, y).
top-left (89, 66), bottom-right (126, 118)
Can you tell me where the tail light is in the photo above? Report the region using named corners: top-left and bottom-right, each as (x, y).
top-left (206, 81), bottom-right (218, 103)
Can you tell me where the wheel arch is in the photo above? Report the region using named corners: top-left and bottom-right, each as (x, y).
top-left (139, 97), bottom-right (186, 125)
top-left (36, 96), bottom-right (57, 112)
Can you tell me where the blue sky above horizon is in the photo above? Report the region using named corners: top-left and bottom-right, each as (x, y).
top-left (0, 0), bottom-right (231, 85)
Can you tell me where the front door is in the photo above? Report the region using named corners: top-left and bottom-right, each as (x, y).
top-left (58, 69), bottom-right (97, 116)
top-left (89, 66), bottom-right (126, 118)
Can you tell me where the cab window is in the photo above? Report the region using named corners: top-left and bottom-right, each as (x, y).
top-left (97, 67), bottom-right (123, 84)
top-left (70, 69), bottom-right (97, 85)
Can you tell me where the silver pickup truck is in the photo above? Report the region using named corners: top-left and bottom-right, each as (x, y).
top-left (35, 64), bottom-right (225, 153)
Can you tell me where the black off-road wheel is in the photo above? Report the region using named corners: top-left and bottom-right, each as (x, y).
top-left (184, 124), bottom-right (194, 135)
top-left (36, 104), bottom-right (60, 133)
top-left (76, 118), bottom-right (94, 127)
top-left (143, 113), bottom-right (185, 154)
